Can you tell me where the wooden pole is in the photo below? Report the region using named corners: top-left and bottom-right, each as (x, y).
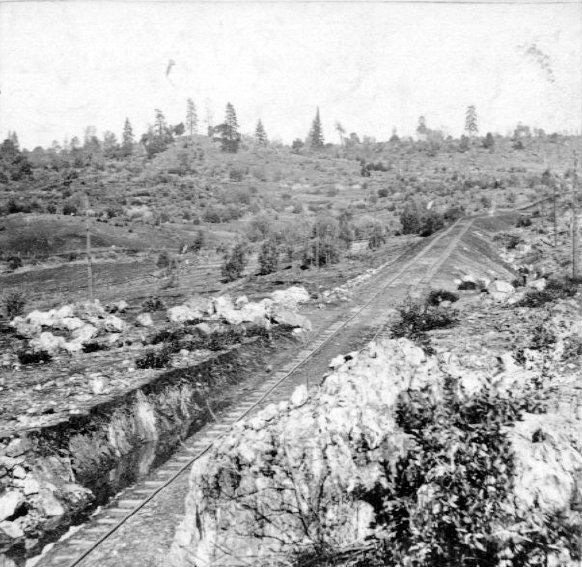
top-left (83, 195), bottom-right (94, 301)
top-left (572, 202), bottom-right (578, 281)
top-left (553, 186), bottom-right (557, 247)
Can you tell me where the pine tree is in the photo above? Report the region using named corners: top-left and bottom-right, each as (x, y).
top-left (186, 98), bottom-right (198, 141)
top-left (215, 102), bottom-right (240, 153)
top-left (416, 116), bottom-right (428, 137)
top-left (309, 107), bottom-right (324, 148)
top-left (335, 122), bottom-right (345, 146)
top-left (255, 119), bottom-right (267, 145)
top-left (465, 105), bottom-right (478, 137)
top-left (154, 109), bottom-right (167, 138)
top-left (121, 118), bottom-right (134, 157)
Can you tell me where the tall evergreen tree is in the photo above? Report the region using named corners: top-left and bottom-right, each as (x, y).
top-left (255, 119), bottom-right (268, 145)
top-left (186, 98), bottom-right (198, 141)
top-left (416, 116), bottom-right (428, 137)
top-left (465, 105), bottom-right (478, 137)
top-left (309, 107), bottom-right (324, 148)
top-left (215, 102), bottom-right (240, 153)
top-left (121, 118), bottom-right (134, 156)
top-left (335, 122), bottom-right (345, 146)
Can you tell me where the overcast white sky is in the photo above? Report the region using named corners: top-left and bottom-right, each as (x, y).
top-left (0, 1), bottom-right (581, 149)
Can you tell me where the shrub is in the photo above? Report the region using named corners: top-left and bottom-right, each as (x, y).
top-left (17, 349), bottom-right (52, 365)
top-left (443, 206), bottom-right (465, 223)
top-left (46, 204), bottom-right (57, 214)
top-left (221, 242), bottom-right (248, 282)
top-left (515, 278), bottom-right (579, 308)
top-left (229, 168), bottom-right (244, 182)
top-left (258, 238), bottom-right (279, 275)
top-left (142, 296), bottom-right (166, 312)
top-left (390, 301), bottom-right (459, 354)
top-left (6, 256), bottom-right (22, 271)
top-left (135, 345), bottom-right (173, 369)
top-left (3, 291), bottom-right (26, 318)
top-left (419, 210), bottom-right (444, 237)
top-left (516, 217), bottom-right (532, 228)
top-left (377, 187), bottom-right (389, 198)
top-left (426, 289), bottom-right (459, 306)
top-left (368, 224), bottom-right (386, 250)
top-left (62, 203), bottom-right (78, 216)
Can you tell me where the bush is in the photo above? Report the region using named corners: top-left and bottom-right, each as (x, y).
top-left (6, 256), bottom-right (22, 271)
top-left (135, 345), bottom-right (173, 369)
top-left (46, 204), bottom-right (57, 214)
top-left (426, 289), bottom-right (459, 306)
top-left (516, 217), bottom-right (532, 227)
top-left (17, 349), bottom-right (52, 365)
top-left (368, 224), bottom-right (386, 250)
top-left (258, 238), bottom-right (279, 275)
top-left (390, 301), bottom-right (459, 354)
top-left (419, 210), bottom-right (444, 237)
top-left (221, 242), bottom-right (248, 282)
top-left (3, 291), bottom-right (26, 318)
top-left (62, 203), bottom-right (78, 216)
top-left (142, 296), bottom-right (166, 312)
top-left (377, 187), bottom-right (389, 198)
top-left (515, 278), bottom-right (579, 308)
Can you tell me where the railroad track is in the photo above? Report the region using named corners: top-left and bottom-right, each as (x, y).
top-left (38, 217), bottom-right (474, 567)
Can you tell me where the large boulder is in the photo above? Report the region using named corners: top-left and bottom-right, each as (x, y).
top-left (170, 338), bottom-right (443, 566)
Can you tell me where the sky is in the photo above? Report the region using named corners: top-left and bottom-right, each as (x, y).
top-left (0, 0), bottom-right (581, 149)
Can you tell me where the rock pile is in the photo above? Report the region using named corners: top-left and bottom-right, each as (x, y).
top-left (167, 286), bottom-right (312, 331)
top-left (11, 300), bottom-right (126, 355)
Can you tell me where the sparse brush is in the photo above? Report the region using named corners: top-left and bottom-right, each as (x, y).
top-left (3, 291), bottom-right (26, 319)
top-left (390, 300), bottom-right (459, 354)
top-left (135, 345), bottom-right (173, 369)
top-left (515, 278), bottom-right (579, 308)
top-left (142, 296), bottom-right (165, 312)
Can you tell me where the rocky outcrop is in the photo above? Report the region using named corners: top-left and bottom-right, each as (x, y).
top-left (171, 336), bottom-right (582, 567)
top-left (170, 339), bottom-right (444, 566)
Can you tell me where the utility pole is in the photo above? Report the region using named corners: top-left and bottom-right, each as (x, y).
top-left (553, 184), bottom-right (558, 247)
top-left (573, 152), bottom-right (580, 280)
top-left (83, 194), bottom-right (94, 301)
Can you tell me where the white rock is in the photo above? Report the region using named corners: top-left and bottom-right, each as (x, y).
top-left (492, 280), bottom-right (515, 294)
top-left (90, 375), bottom-right (108, 395)
top-left (29, 332), bottom-right (66, 355)
top-left (529, 278), bottom-right (547, 291)
top-left (168, 305), bottom-right (203, 323)
top-left (0, 491), bottom-right (23, 521)
top-left (0, 520), bottom-right (24, 539)
top-left (103, 315), bottom-right (126, 333)
top-left (71, 324), bottom-right (98, 343)
top-left (270, 286), bottom-right (310, 310)
top-left (135, 313), bottom-right (154, 327)
top-left (22, 479), bottom-right (40, 495)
